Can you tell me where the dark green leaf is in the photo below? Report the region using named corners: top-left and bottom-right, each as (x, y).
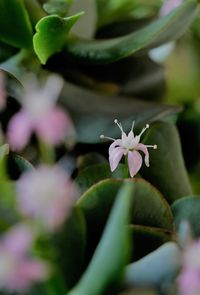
top-left (76, 163), bottom-right (127, 194)
top-left (77, 179), bottom-right (174, 266)
top-left (69, 182), bottom-right (133, 295)
top-left (130, 225), bottom-right (172, 261)
top-left (33, 12), bottom-right (84, 64)
top-left (64, 0), bottom-right (198, 64)
top-left (77, 179), bottom-right (174, 232)
top-left (53, 207), bottom-right (86, 288)
top-left (77, 153), bottom-right (107, 171)
top-left (141, 121), bottom-right (192, 204)
top-left (0, 0), bottom-right (32, 49)
top-left (61, 81), bottom-right (181, 143)
top-left (172, 195), bottom-right (200, 237)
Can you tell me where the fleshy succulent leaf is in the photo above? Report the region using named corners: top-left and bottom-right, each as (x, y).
top-left (33, 12), bottom-right (84, 64)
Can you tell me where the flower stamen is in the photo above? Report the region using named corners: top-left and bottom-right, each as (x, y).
top-left (100, 134), bottom-right (115, 141)
top-left (138, 124), bottom-right (149, 137)
top-left (114, 119), bottom-right (124, 133)
top-left (146, 144), bottom-right (157, 149)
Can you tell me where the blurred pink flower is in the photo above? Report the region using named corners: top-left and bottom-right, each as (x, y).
top-left (0, 224), bottom-right (48, 292)
top-left (16, 165), bottom-right (76, 231)
top-left (178, 240), bottom-right (200, 295)
top-left (160, 0), bottom-right (183, 16)
top-left (0, 70), bottom-right (6, 110)
top-left (101, 120), bottom-right (157, 178)
top-left (7, 74), bottom-right (75, 150)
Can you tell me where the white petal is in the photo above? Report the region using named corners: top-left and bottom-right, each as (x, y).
top-left (109, 147), bottom-right (124, 172)
top-left (128, 151), bottom-right (142, 177)
top-left (136, 143), bottom-right (149, 167)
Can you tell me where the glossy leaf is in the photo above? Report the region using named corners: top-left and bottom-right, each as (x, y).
top-left (76, 163), bottom-right (127, 194)
top-left (141, 121), bottom-right (192, 204)
top-left (77, 179), bottom-right (174, 265)
top-left (33, 12), bottom-right (84, 64)
top-left (77, 179), bottom-right (174, 232)
top-left (77, 153), bottom-right (107, 171)
top-left (64, 0), bottom-right (198, 64)
top-left (68, 182), bottom-right (133, 295)
top-left (61, 81), bottom-right (181, 143)
top-left (125, 242), bottom-right (181, 287)
top-left (172, 195), bottom-right (200, 237)
top-left (0, 0), bottom-right (32, 49)
top-left (130, 225), bottom-right (172, 261)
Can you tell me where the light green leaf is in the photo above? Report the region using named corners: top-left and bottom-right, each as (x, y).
top-left (125, 242), bottom-right (181, 287)
top-left (172, 195), bottom-right (200, 237)
top-left (0, 0), bottom-right (32, 49)
top-left (64, 0), bottom-right (198, 64)
top-left (43, 0), bottom-right (73, 16)
top-left (33, 12), bottom-right (84, 64)
top-left (68, 182), bottom-right (133, 295)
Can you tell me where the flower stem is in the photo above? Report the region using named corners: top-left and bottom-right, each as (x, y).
top-left (38, 140), bottom-right (55, 165)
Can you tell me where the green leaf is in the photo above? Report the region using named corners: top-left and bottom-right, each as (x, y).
top-left (64, 0), bottom-right (198, 64)
top-left (77, 153), bottom-right (107, 171)
top-left (0, 50), bottom-right (40, 83)
top-left (125, 242), bottom-right (181, 287)
top-left (53, 207), bottom-right (86, 288)
top-left (43, 0), bottom-right (73, 16)
top-left (0, 0), bottom-right (32, 49)
top-left (76, 163), bottom-right (128, 194)
top-left (33, 12), bottom-right (84, 64)
top-left (24, 0), bottom-right (46, 26)
top-left (96, 0), bottom-right (138, 28)
top-left (77, 179), bottom-right (174, 233)
top-left (7, 153), bottom-right (33, 180)
top-left (68, 182), bottom-right (133, 295)
top-left (77, 179), bottom-right (174, 265)
top-left (61, 81), bottom-right (181, 143)
top-left (172, 195), bottom-right (200, 237)
top-left (130, 225), bottom-right (172, 261)
top-left (0, 41), bottom-right (18, 63)
top-left (141, 121), bottom-right (192, 204)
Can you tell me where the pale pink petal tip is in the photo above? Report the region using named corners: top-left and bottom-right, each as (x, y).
top-left (109, 147), bottom-right (124, 172)
top-left (7, 111), bottom-right (33, 151)
top-left (36, 107), bottom-right (75, 145)
top-left (128, 151), bottom-right (142, 177)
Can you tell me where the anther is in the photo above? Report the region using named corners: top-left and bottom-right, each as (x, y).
top-left (153, 145), bottom-right (157, 149)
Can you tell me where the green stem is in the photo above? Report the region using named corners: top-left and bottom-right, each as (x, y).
top-left (38, 140), bottom-right (55, 164)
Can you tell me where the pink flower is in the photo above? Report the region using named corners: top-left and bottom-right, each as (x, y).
top-left (7, 74), bottom-right (75, 150)
top-left (178, 240), bottom-right (200, 295)
top-left (0, 224), bottom-right (48, 292)
top-left (160, 0), bottom-right (183, 16)
top-left (101, 120), bottom-right (157, 178)
top-left (16, 165), bottom-right (76, 231)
